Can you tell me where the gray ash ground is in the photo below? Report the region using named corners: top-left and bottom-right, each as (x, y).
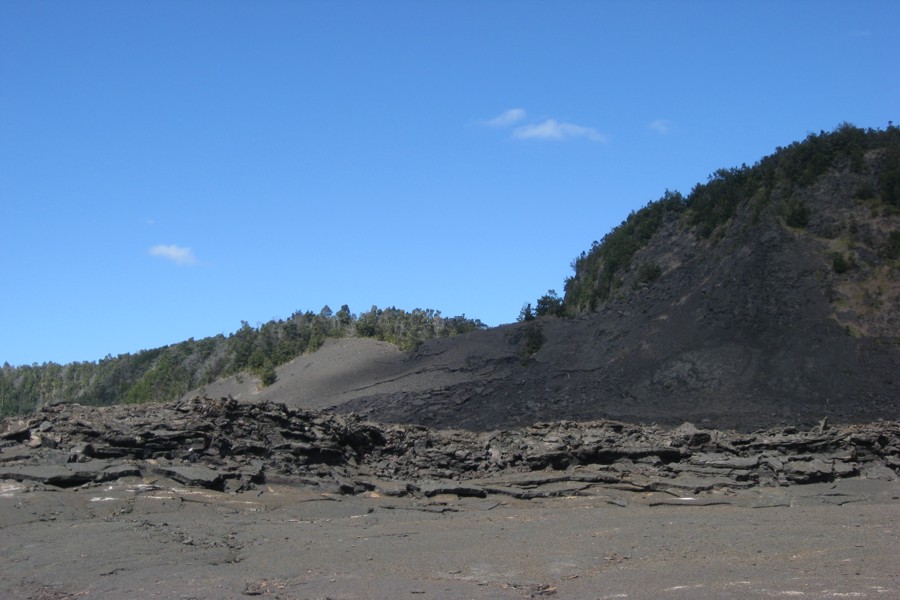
top-left (2, 397), bottom-right (899, 599)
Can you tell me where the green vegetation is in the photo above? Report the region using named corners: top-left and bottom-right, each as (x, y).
top-left (686, 166), bottom-right (755, 238)
top-left (854, 183), bottom-right (877, 201)
top-left (883, 230), bottom-right (900, 260)
top-left (784, 200), bottom-right (811, 229)
top-left (832, 252), bottom-right (853, 274)
top-left (506, 321), bottom-right (545, 364)
top-left (0, 306), bottom-right (485, 417)
top-left (880, 134), bottom-right (900, 208)
top-left (535, 290), bottom-right (565, 317)
top-left (518, 303), bottom-right (535, 322)
top-left (521, 322), bottom-right (545, 362)
top-left (563, 190), bottom-right (685, 312)
top-left (633, 262), bottom-right (663, 288)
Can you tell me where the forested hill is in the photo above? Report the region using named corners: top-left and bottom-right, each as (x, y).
top-left (0, 306), bottom-right (485, 417)
top-left (550, 123), bottom-right (900, 317)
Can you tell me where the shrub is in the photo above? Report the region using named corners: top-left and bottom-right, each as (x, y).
top-left (882, 230), bottom-right (900, 260)
top-left (258, 363), bottom-right (277, 387)
top-left (785, 201), bottom-right (811, 228)
top-left (520, 322), bottom-right (544, 363)
top-left (633, 262), bottom-right (662, 287)
top-left (853, 183), bottom-right (876, 200)
top-left (505, 321), bottom-right (545, 364)
top-left (832, 252), bottom-right (852, 274)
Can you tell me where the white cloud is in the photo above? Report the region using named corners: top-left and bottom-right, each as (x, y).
top-left (513, 118), bottom-right (607, 143)
top-left (149, 244), bottom-right (198, 266)
top-left (481, 109), bottom-right (607, 143)
top-left (647, 119), bottom-right (673, 135)
top-left (486, 108), bottom-right (527, 127)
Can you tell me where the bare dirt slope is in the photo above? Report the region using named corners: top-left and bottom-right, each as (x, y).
top-left (186, 335), bottom-right (517, 413)
top-left (188, 288), bottom-right (898, 432)
top-left (188, 338), bottom-right (411, 410)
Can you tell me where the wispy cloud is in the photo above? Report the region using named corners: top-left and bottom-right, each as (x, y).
top-left (647, 119), bottom-right (673, 135)
top-left (149, 244), bottom-right (198, 266)
top-left (513, 119), bottom-right (607, 143)
top-left (483, 108), bottom-right (607, 143)
top-left (485, 108), bottom-right (527, 127)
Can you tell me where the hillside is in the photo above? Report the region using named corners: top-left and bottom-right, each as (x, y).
top-left (3, 124), bottom-right (899, 431)
top-left (203, 124), bottom-right (899, 431)
top-left (0, 307), bottom-right (484, 417)
top-left (562, 123), bottom-right (900, 320)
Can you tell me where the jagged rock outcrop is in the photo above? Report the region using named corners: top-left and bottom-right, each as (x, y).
top-left (2, 397), bottom-right (897, 499)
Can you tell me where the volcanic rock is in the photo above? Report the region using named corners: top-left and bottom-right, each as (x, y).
top-left (1, 397), bottom-right (897, 499)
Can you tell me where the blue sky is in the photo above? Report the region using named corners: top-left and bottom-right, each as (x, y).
top-left (2, 1), bottom-right (898, 366)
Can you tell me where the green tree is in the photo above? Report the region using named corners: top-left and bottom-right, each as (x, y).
top-left (520, 322), bottom-right (544, 364)
top-left (535, 290), bottom-right (564, 317)
top-left (518, 302), bottom-right (535, 322)
top-left (258, 362), bottom-right (277, 387)
top-left (337, 304), bottom-right (352, 328)
top-left (785, 201), bottom-right (811, 228)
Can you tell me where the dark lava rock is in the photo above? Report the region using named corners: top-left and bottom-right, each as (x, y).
top-left (151, 465), bottom-right (226, 490)
top-left (0, 461), bottom-right (139, 488)
top-left (1, 397), bottom-right (897, 499)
